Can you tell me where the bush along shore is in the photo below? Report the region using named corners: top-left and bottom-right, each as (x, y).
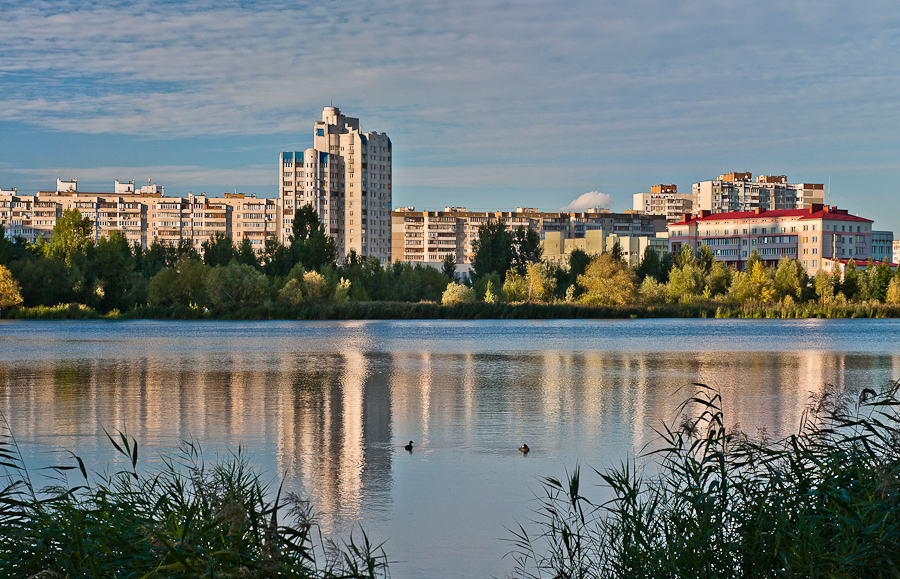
top-left (5, 300), bottom-right (900, 321)
top-left (508, 381), bottom-right (900, 578)
top-left (0, 427), bottom-right (388, 578)
top-left (2, 212), bottom-right (900, 320)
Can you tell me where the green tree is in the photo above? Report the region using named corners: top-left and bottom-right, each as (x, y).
top-left (471, 220), bottom-right (512, 280)
top-left (92, 231), bottom-right (136, 312)
top-left (568, 248), bottom-right (592, 282)
top-left (694, 244), bottom-right (715, 275)
top-left (609, 241), bottom-right (623, 263)
top-left (473, 272), bottom-right (502, 301)
top-left (50, 209), bottom-right (93, 265)
top-left (7, 258), bottom-right (78, 307)
top-left (773, 257), bottom-right (808, 302)
top-left (441, 252), bottom-right (457, 281)
top-left (263, 238), bottom-right (293, 277)
top-left (236, 237), bottom-right (259, 268)
top-left (814, 269), bottom-right (834, 303)
top-left (147, 257), bottom-right (210, 307)
top-left (842, 259), bottom-right (860, 301)
top-left (676, 244), bottom-right (694, 269)
top-left (205, 262), bottom-right (267, 308)
top-left (176, 239), bottom-right (201, 262)
top-left (502, 271), bottom-right (528, 302)
top-left (871, 261), bottom-right (893, 302)
top-left (291, 206), bottom-right (337, 272)
top-left (657, 251), bottom-right (675, 283)
top-left (667, 263), bottom-right (705, 301)
top-left (202, 232), bottom-right (237, 267)
top-left (0, 224), bottom-right (12, 265)
top-left (0, 264), bottom-right (23, 311)
top-left (638, 275), bottom-right (668, 304)
top-left (727, 270), bottom-right (754, 303)
top-left (578, 253), bottom-right (636, 305)
top-left (635, 246), bottom-right (661, 282)
top-left (705, 260), bottom-right (732, 297)
top-left (511, 226), bottom-right (542, 275)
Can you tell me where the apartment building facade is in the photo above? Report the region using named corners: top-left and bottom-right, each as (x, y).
top-left (693, 173), bottom-right (825, 214)
top-left (872, 230), bottom-right (895, 263)
top-left (632, 184), bottom-right (694, 222)
top-left (0, 179), bottom-right (282, 253)
top-left (391, 207), bottom-right (666, 273)
top-left (668, 205), bottom-right (876, 275)
top-left (543, 230), bottom-right (669, 267)
top-left (280, 106), bottom-right (392, 263)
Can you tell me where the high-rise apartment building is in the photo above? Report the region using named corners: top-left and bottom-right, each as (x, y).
top-left (280, 107), bottom-right (392, 263)
top-left (693, 172), bottom-right (824, 214)
top-left (632, 184), bottom-right (694, 222)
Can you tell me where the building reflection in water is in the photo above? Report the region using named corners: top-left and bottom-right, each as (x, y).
top-left (1, 347), bottom-right (898, 535)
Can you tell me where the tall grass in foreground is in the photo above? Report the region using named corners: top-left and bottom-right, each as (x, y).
top-left (508, 382), bottom-right (900, 578)
top-left (0, 428), bottom-right (388, 578)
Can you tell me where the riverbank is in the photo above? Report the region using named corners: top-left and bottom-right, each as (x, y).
top-left (5, 300), bottom-right (900, 320)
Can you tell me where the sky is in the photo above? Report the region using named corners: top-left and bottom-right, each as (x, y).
top-left (1, 0), bottom-right (898, 231)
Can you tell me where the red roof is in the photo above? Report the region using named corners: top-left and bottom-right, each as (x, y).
top-left (671, 205), bottom-right (873, 226)
top-left (830, 258), bottom-right (897, 268)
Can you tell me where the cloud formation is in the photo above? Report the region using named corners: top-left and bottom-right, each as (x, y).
top-left (561, 192), bottom-right (613, 212)
top-left (0, 0), bottom-right (899, 228)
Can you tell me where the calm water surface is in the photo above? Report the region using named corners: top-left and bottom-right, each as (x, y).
top-left (2, 318), bottom-right (900, 579)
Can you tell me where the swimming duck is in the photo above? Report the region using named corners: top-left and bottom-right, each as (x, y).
top-left (519, 443), bottom-right (530, 453)
top-left (404, 440), bottom-right (414, 451)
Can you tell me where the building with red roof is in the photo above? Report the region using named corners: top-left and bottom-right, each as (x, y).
top-left (668, 204), bottom-right (875, 275)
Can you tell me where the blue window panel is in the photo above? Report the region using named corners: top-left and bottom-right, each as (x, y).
top-left (317, 129), bottom-right (325, 137)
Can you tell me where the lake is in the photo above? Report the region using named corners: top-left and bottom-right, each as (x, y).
top-left (1, 318), bottom-right (899, 578)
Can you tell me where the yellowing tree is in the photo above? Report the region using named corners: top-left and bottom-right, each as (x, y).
top-left (886, 277), bottom-right (900, 305)
top-left (0, 265), bottom-right (24, 310)
top-left (578, 253), bottom-right (636, 305)
top-left (442, 282), bottom-right (475, 305)
top-left (526, 262), bottom-right (556, 302)
top-left (749, 261), bottom-right (775, 303)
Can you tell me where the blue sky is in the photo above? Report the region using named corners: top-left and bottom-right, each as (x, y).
top-left (1, 0), bottom-right (898, 231)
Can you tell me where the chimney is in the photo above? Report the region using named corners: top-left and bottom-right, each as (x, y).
top-left (755, 208), bottom-right (762, 215)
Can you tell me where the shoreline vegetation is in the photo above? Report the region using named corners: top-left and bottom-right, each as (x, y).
top-left (509, 381), bottom-right (900, 578)
top-left (5, 299), bottom-right (900, 321)
top-left (2, 210), bottom-right (900, 321)
top-left (0, 424), bottom-right (388, 578)
top-left (3, 383), bottom-right (898, 577)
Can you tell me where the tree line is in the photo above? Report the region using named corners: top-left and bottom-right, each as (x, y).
top-left (1, 212), bottom-right (899, 315)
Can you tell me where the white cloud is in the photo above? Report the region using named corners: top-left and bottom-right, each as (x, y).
top-left (560, 191), bottom-right (613, 212)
